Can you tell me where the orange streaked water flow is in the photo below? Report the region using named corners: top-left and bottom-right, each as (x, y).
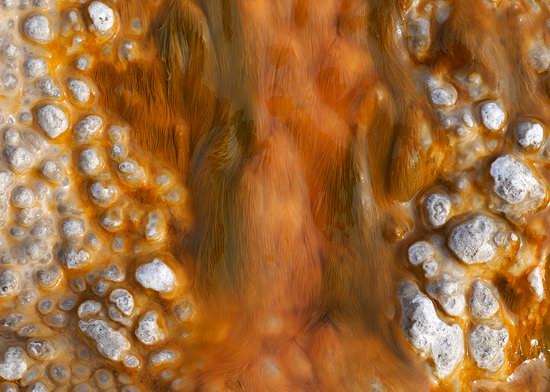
top-left (1, 0), bottom-right (550, 391)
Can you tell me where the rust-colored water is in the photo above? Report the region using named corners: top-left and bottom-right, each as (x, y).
top-left (3, 0), bottom-right (550, 391)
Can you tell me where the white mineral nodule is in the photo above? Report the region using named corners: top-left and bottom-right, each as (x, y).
top-left (109, 288), bottom-right (134, 316)
top-left (469, 280), bottom-right (499, 319)
top-left (528, 267), bottom-right (545, 301)
top-left (426, 273), bottom-right (465, 317)
top-left (408, 241), bottom-right (434, 266)
top-left (480, 102), bottom-right (506, 131)
top-left (428, 83), bottom-right (458, 108)
top-left (0, 269), bottom-right (19, 297)
top-left (67, 78), bottom-right (91, 103)
top-left (0, 347), bottom-right (28, 381)
top-left (135, 258), bottom-right (176, 292)
top-left (447, 215), bottom-right (496, 264)
top-left (515, 121), bottom-right (544, 150)
top-left (23, 15), bottom-right (52, 43)
top-left (424, 192), bottom-right (451, 228)
top-left (468, 324), bottom-right (509, 371)
top-left (490, 155), bottom-right (543, 204)
top-left (75, 115), bottom-right (102, 143)
top-left (88, 1), bottom-right (115, 33)
top-left (135, 311), bottom-right (165, 345)
top-left (36, 104), bottom-right (69, 139)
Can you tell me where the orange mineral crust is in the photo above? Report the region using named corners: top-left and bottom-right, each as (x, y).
top-left (1, 0), bottom-right (550, 391)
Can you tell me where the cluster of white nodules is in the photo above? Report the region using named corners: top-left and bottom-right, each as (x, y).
top-left (0, 1), bottom-right (190, 390)
top-left (468, 280), bottom-right (509, 372)
top-left (489, 154), bottom-right (546, 220)
top-left (408, 241), bottom-right (438, 278)
top-left (440, 108), bottom-right (477, 138)
top-left (426, 274), bottom-right (465, 317)
top-left (399, 281), bottom-right (464, 378)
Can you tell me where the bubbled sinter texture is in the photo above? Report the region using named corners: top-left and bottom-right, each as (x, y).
top-left (2, 0), bottom-right (550, 391)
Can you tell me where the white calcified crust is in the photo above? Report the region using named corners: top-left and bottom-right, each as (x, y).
top-left (489, 155), bottom-right (546, 220)
top-left (447, 215), bottom-right (496, 265)
top-left (399, 281), bottom-right (464, 379)
top-left (0, 2), bottom-right (189, 390)
top-left (408, 241), bottom-right (434, 266)
top-left (480, 102), bottom-right (506, 131)
top-left (469, 280), bottom-right (499, 319)
top-left (468, 324), bottom-right (509, 371)
top-left (135, 311), bottom-right (165, 345)
top-left (88, 2), bottom-right (115, 34)
top-left (426, 273), bottom-right (466, 317)
top-left (79, 319), bottom-right (131, 361)
top-left (36, 104), bottom-right (69, 138)
top-left (135, 258), bottom-right (176, 293)
top-left (516, 121), bottom-right (544, 150)
top-left (424, 192), bottom-right (451, 228)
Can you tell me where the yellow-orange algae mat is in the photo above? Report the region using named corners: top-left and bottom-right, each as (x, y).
top-left (1, 0), bottom-right (550, 391)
